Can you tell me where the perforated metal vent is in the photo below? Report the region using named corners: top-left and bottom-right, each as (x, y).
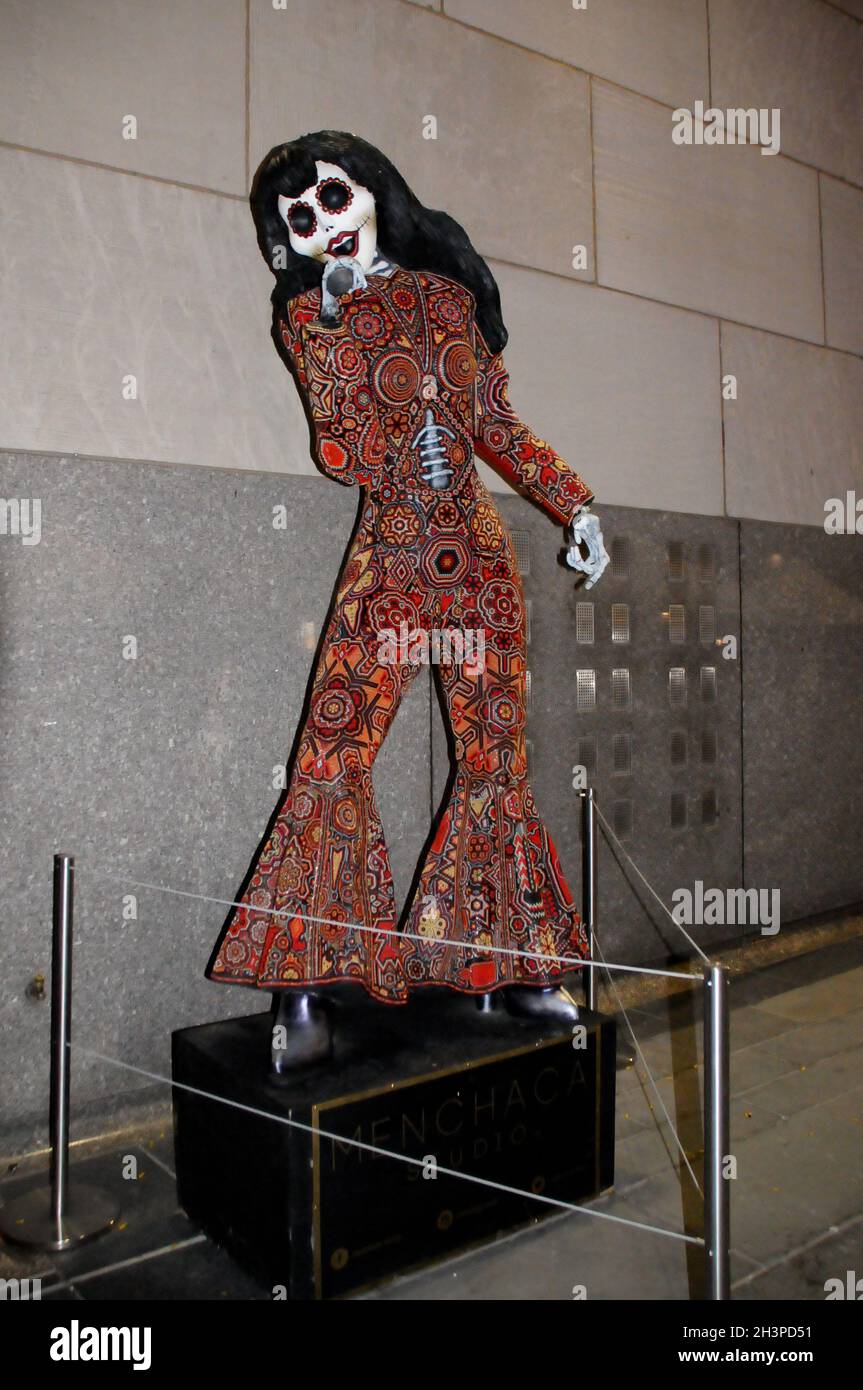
top-left (701, 727), bottom-right (717, 765)
top-left (698, 543), bottom-right (716, 581)
top-left (576, 602), bottom-right (595, 644)
top-left (576, 669), bottom-right (596, 711)
top-left (525, 598), bottom-right (532, 645)
top-left (611, 537), bottom-right (630, 579)
top-left (612, 668), bottom-right (632, 709)
top-left (667, 541), bottom-right (685, 582)
top-left (699, 605), bottom-right (716, 646)
top-left (613, 800), bottom-right (633, 841)
top-left (670, 791), bottom-right (688, 830)
top-left (670, 729), bottom-right (688, 767)
top-left (525, 668), bottom-right (532, 713)
top-left (669, 667), bottom-right (687, 708)
top-left (700, 666), bottom-right (717, 704)
top-left (577, 735), bottom-right (597, 776)
top-left (702, 787), bottom-right (718, 826)
top-left (613, 733), bottom-right (632, 776)
top-left (668, 604), bottom-right (686, 643)
top-left (611, 603), bottom-right (630, 643)
top-left (510, 529), bottom-right (531, 576)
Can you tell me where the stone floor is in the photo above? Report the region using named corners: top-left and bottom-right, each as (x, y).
top-left (2, 933), bottom-right (861, 1301)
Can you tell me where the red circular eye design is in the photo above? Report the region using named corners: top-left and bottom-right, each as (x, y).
top-left (317, 178), bottom-right (353, 214)
top-left (288, 201), bottom-right (316, 237)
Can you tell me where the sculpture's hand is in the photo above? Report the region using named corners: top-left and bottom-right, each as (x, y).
top-left (565, 508), bottom-right (610, 590)
top-left (320, 256), bottom-right (368, 325)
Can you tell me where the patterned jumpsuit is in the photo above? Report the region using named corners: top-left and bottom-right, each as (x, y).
top-left (209, 266), bottom-right (594, 1003)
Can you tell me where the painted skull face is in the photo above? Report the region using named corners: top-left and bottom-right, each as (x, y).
top-left (278, 161), bottom-right (378, 272)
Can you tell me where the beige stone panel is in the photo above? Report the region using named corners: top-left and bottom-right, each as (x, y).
top-left (0, 0), bottom-right (246, 194)
top-left (447, 0), bottom-right (709, 108)
top-left (709, 0), bottom-right (863, 187)
top-left (0, 149), bottom-right (311, 474)
top-left (723, 322), bottom-right (863, 525)
top-left (821, 174), bottom-right (863, 356)
top-left (249, 0), bottom-right (593, 280)
top-left (478, 261), bottom-right (724, 516)
top-left (593, 82), bottom-right (824, 342)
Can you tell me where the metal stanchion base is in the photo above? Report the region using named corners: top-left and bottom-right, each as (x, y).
top-left (0, 1182), bottom-right (118, 1252)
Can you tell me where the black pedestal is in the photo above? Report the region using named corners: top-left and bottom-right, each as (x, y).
top-left (172, 992), bottom-right (616, 1298)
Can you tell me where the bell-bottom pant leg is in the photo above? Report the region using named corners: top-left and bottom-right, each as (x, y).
top-left (209, 595), bottom-right (422, 1001)
top-left (401, 620), bottom-right (587, 993)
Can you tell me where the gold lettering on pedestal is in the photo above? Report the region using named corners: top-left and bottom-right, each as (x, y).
top-left (402, 1110), bottom-right (426, 1147)
top-left (370, 1115), bottom-right (392, 1148)
top-left (312, 1030), bottom-right (608, 1298)
top-left (326, 1046), bottom-right (594, 1172)
top-left (566, 1059), bottom-right (588, 1095)
top-left (329, 1125), bottom-right (362, 1166)
top-left (505, 1078), bottom-right (526, 1112)
top-left (436, 1096), bottom-right (464, 1137)
top-left (534, 1066), bottom-right (560, 1105)
top-left (473, 1085), bottom-right (495, 1126)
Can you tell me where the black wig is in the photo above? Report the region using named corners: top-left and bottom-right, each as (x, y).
top-left (250, 131), bottom-right (507, 355)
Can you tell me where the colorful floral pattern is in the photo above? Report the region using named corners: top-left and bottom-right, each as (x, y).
top-left (209, 267), bottom-right (593, 1002)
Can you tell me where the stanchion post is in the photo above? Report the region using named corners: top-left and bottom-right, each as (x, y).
top-left (703, 964), bottom-right (730, 1299)
top-left (579, 788), bottom-right (597, 1012)
top-left (0, 852), bottom-right (118, 1251)
top-left (50, 853), bottom-right (74, 1238)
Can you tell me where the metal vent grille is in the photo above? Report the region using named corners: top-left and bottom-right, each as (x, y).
top-left (700, 666), bottom-right (717, 704)
top-left (611, 537), bottom-right (630, 579)
top-left (698, 543), bottom-right (716, 581)
top-left (577, 735), bottom-right (597, 776)
top-left (611, 603), bottom-right (630, 643)
top-left (670, 791), bottom-right (688, 830)
top-left (576, 602), bottom-right (595, 644)
top-left (613, 800), bottom-right (633, 841)
top-left (670, 729), bottom-right (688, 767)
top-left (525, 598), bottom-right (532, 645)
top-left (699, 605), bottom-right (716, 646)
top-left (510, 529), bottom-right (531, 576)
top-left (668, 604), bottom-right (686, 643)
top-left (669, 667), bottom-right (687, 708)
top-left (525, 668), bottom-right (532, 713)
top-left (701, 727), bottom-right (717, 765)
top-left (668, 541), bottom-right (685, 582)
top-left (702, 787), bottom-right (719, 826)
top-left (576, 669), bottom-right (596, 711)
top-left (612, 668), bottom-right (632, 709)
top-left (613, 733), bottom-right (632, 776)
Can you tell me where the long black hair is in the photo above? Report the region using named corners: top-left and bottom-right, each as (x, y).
top-left (250, 131), bottom-right (507, 354)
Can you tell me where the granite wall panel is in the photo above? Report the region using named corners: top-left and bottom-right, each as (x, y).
top-left (739, 520), bottom-right (863, 921)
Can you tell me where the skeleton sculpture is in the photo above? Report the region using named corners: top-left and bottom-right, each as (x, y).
top-left (207, 134), bottom-right (609, 1071)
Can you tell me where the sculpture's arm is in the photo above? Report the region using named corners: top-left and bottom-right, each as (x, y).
top-left (473, 325), bottom-right (609, 588)
top-left (472, 326), bottom-right (594, 525)
top-left (277, 292), bottom-right (384, 487)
